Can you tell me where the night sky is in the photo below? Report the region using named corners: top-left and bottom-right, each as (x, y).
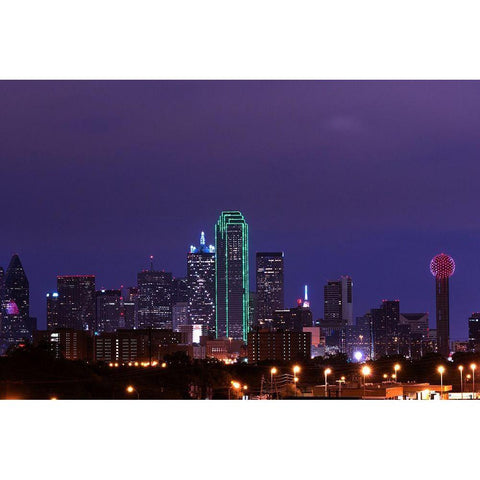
top-left (1, 80), bottom-right (479, 339)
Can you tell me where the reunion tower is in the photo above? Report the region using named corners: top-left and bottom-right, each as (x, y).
top-left (430, 253), bottom-right (455, 357)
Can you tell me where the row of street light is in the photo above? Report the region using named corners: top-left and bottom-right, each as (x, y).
top-left (124, 362), bottom-right (478, 400)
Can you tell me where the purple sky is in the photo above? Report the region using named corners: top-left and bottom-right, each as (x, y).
top-left (1, 80), bottom-right (479, 339)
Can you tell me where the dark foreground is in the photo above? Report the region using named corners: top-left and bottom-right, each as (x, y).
top-left (1, 345), bottom-right (479, 399)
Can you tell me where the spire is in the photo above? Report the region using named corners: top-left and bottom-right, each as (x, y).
top-left (200, 231), bottom-right (206, 246)
top-left (303, 285), bottom-right (310, 309)
top-left (149, 255), bottom-right (154, 271)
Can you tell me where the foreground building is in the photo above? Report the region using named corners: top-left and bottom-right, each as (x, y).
top-left (215, 211), bottom-right (249, 341)
top-left (94, 328), bottom-right (182, 363)
top-left (34, 328), bottom-right (93, 361)
top-left (247, 330), bottom-right (311, 363)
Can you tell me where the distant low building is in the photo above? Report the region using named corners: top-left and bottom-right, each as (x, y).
top-left (34, 328), bottom-right (93, 361)
top-left (94, 328), bottom-right (182, 363)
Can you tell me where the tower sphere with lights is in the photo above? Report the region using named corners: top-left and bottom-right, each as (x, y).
top-left (430, 253), bottom-right (455, 358)
top-left (430, 253), bottom-right (455, 279)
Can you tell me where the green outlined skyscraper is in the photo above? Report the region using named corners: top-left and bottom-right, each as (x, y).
top-left (215, 211), bottom-right (249, 342)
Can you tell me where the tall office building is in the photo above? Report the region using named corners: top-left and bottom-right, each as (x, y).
top-left (323, 275), bottom-right (353, 326)
top-left (57, 275), bottom-right (96, 331)
top-left (137, 265), bottom-right (173, 329)
top-left (1, 254), bottom-right (32, 349)
top-left (371, 299), bottom-right (400, 358)
top-left (121, 286), bottom-right (138, 329)
top-left (96, 289), bottom-right (122, 332)
top-left (0, 266), bottom-right (4, 305)
top-left (46, 292), bottom-right (60, 330)
top-left (468, 313), bottom-right (480, 352)
top-left (430, 253), bottom-right (455, 357)
top-left (255, 252), bottom-right (284, 327)
top-left (346, 315), bottom-right (373, 361)
top-left (215, 211), bottom-right (249, 341)
top-left (187, 232), bottom-right (215, 335)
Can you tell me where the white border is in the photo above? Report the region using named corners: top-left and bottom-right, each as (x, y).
top-left (1, 1), bottom-right (480, 79)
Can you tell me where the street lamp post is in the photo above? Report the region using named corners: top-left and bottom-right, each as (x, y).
top-left (471, 364), bottom-right (477, 399)
top-left (437, 366), bottom-right (445, 399)
top-left (361, 366), bottom-right (371, 399)
top-left (394, 364), bottom-right (401, 383)
top-left (293, 365), bottom-right (300, 398)
top-left (229, 381), bottom-right (241, 400)
top-left (336, 376), bottom-right (346, 398)
top-left (324, 368), bottom-right (332, 397)
top-left (458, 365), bottom-right (464, 399)
top-left (270, 367), bottom-right (277, 399)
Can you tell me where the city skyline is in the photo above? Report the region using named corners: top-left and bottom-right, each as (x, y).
top-left (0, 228), bottom-right (470, 342)
top-left (2, 81), bottom-right (480, 339)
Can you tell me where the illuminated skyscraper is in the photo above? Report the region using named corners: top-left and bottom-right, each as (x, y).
top-left (187, 232), bottom-right (216, 336)
top-left (215, 211), bottom-right (249, 341)
top-left (1, 254), bottom-right (31, 350)
top-left (255, 252), bottom-right (284, 328)
top-left (430, 253), bottom-right (455, 357)
top-left (137, 265), bottom-right (173, 329)
top-left (57, 275), bottom-right (96, 331)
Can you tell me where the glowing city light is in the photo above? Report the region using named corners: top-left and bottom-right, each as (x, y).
top-left (354, 351), bottom-right (363, 361)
